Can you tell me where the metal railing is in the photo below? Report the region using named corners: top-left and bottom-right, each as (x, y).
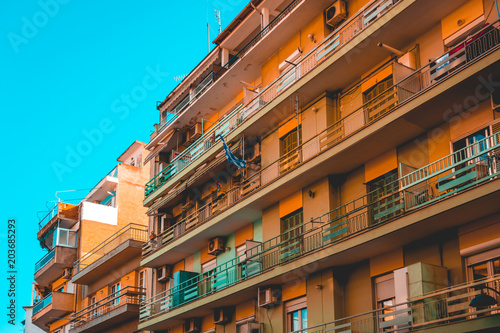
top-left (145, 0), bottom-right (404, 197)
top-left (144, 22), bottom-right (500, 255)
top-left (38, 203), bottom-right (59, 230)
top-left (73, 223), bottom-right (147, 274)
top-left (290, 275), bottom-right (500, 333)
top-left (158, 72), bottom-right (216, 132)
top-left (34, 249), bottom-right (55, 273)
top-left (140, 134), bottom-right (500, 321)
top-left (70, 286), bottom-right (145, 329)
top-left (33, 293), bottom-right (53, 315)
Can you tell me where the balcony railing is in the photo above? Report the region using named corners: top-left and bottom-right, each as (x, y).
top-left (145, 0), bottom-right (404, 197)
top-left (140, 134), bottom-right (500, 321)
top-left (33, 293), bottom-right (53, 315)
top-left (38, 204), bottom-right (59, 230)
top-left (290, 274), bottom-right (500, 333)
top-left (158, 72), bottom-right (215, 132)
top-left (34, 250), bottom-right (55, 273)
top-left (70, 286), bottom-right (145, 329)
top-left (73, 223), bottom-right (147, 274)
top-left (143, 22), bottom-right (500, 256)
top-left (156, 0), bottom-right (304, 134)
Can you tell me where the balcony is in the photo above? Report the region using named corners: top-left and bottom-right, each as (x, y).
top-left (144, 0), bottom-right (407, 200)
top-left (141, 19), bottom-right (500, 266)
top-left (290, 275), bottom-right (500, 333)
top-left (70, 286), bottom-right (145, 333)
top-left (72, 224), bottom-right (147, 285)
top-left (34, 228), bottom-right (78, 287)
top-left (38, 202), bottom-right (79, 241)
top-left (145, 0), bottom-right (476, 202)
top-left (152, 0), bottom-right (330, 145)
top-left (32, 291), bottom-right (75, 330)
top-left (139, 135), bottom-right (500, 325)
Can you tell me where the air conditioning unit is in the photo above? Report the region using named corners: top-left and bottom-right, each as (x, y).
top-left (184, 318), bottom-right (201, 333)
top-left (213, 307), bottom-right (232, 325)
top-left (326, 1), bottom-right (347, 28)
top-left (239, 322), bottom-right (263, 333)
top-left (259, 287), bottom-right (281, 308)
top-left (248, 142), bottom-right (261, 163)
top-left (62, 268), bottom-right (72, 279)
top-left (157, 265), bottom-right (173, 283)
top-left (208, 237), bottom-right (225, 256)
top-left (492, 90), bottom-right (500, 112)
top-left (189, 123), bottom-right (203, 142)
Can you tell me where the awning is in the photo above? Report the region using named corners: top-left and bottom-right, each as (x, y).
top-left (144, 129), bottom-right (176, 164)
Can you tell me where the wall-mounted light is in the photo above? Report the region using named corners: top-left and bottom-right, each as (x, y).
top-left (315, 285), bottom-right (322, 290)
top-left (308, 33), bottom-right (317, 43)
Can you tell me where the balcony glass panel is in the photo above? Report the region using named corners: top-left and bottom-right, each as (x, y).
top-left (33, 293), bottom-right (52, 315)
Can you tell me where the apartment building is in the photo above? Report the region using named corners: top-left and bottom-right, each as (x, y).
top-left (30, 141), bottom-right (151, 333)
top-left (138, 0), bottom-right (500, 332)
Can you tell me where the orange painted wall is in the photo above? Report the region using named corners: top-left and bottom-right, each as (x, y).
top-left (370, 248), bottom-right (404, 277)
top-left (441, 0), bottom-right (484, 39)
top-left (236, 299), bottom-right (255, 320)
top-left (459, 213), bottom-right (500, 249)
top-left (116, 163), bottom-right (149, 228)
top-left (282, 278), bottom-right (306, 301)
top-left (173, 260), bottom-right (185, 273)
top-left (235, 223), bottom-right (253, 247)
top-left (261, 13), bottom-right (328, 87)
top-left (364, 148), bottom-right (397, 182)
top-left (279, 190), bottom-right (303, 218)
top-left (449, 99), bottom-right (493, 140)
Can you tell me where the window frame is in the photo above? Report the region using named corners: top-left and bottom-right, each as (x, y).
top-left (285, 296), bottom-right (307, 333)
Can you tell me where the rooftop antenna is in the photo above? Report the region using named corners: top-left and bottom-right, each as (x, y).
top-left (55, 190), bottom-right (78, 203)
top-left (174, 74), bottom-right (187, 82)
top-left (215, 9), bottom-right (222, 34)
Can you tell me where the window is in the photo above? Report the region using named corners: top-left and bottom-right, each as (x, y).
top-left (280, 128), bottom-right (302, 173)
top-left (110, 282), bottom-right (121, 306)
top-left (138, 269), bottom-right (146, 301)
top-left (364, 76), bottom-right (396, 121)
top-left (286, 297), bottom-right (307, 332)
top-left (374, 273), bottom-right (395, 331)
top-left (367, 169), bottom-right (400, 224)
top-left (467, 247), bottom-right (500, 294)
top-left (453, 127), bottom-right (492, 176)
top-left (280, 209), bottom-right (304, 262)
top-left (201, 259), bottom-right (217, 295)
top-left (56, 285), bottom-right (64, 293)
top-left (90, 296), bottom-right (97, 317)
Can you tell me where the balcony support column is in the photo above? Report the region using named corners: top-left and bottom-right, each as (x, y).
top-left (221, 48), bottom-right (230, 67)
top-left (261, 7), bottom-right (270, 28)
top-left (307, 269), bottom-right (344, 327)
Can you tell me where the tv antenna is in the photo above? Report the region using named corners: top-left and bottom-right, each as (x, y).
top-left (215, 9), bottom-right (221, 34)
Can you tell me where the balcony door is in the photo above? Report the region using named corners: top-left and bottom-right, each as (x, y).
top-left (280, 209), bottom-right (304, 262)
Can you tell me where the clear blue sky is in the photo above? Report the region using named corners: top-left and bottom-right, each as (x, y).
top-left (0, 1), bottom-right (245, 331)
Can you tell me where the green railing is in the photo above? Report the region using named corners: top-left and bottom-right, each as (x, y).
top-left (145, 0), bottom-right (403, 197)
top-left (140, 133), bottom-right (500, 322)
top-left (73, 223), bottom-right (147, 274)
top-left (143, 19), bottom-right (500, 256)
